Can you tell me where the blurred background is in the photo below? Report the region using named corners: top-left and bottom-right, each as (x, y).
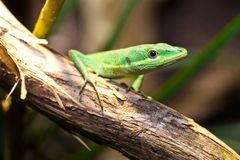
top-left (0, 0), bottom-right (240, 159)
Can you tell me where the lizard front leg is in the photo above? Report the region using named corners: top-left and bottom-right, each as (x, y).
top-left (68, 50), bottom-right (103, 112)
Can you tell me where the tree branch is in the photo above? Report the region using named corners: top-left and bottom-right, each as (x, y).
top-left (0, 2), bottom-right (239, 160)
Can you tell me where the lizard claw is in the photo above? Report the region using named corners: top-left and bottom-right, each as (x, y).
top-left (79, 77), bottom-right (103, 113)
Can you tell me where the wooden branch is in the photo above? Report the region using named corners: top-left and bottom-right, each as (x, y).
top-left (0, 2), bottom-right (239, 160)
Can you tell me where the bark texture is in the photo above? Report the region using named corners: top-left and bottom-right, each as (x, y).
top-left (0, 1), bottom-right (239, 160)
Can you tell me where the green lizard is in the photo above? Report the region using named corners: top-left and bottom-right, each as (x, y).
top-left (68, 43), bottom-right (187, 110)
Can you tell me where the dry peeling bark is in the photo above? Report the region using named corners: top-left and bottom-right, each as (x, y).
top-left (0, 1), bottom-right (239, 160)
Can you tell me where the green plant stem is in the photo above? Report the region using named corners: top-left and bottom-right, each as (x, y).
top-left (33, 0), bottom-right (65, 38)
top-left (154, 15), bottom-right (240, 102)
top-left (101, 0), bottom-right (141, 51)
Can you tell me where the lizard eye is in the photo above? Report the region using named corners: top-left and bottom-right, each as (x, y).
top-left (148, 50), bottom-right (158, 59)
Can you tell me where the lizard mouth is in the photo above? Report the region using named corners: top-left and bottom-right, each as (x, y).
top-left (161, 50), bottom-right (188, 67)
top-left (162, 52), bottom-right (187, 67)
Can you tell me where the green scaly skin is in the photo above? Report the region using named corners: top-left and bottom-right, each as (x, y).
top-left (68, 43), bottom-right (188, 111)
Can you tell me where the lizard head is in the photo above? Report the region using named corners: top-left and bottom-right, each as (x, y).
top-left (145, 43), bottom-right (187, 67)
top-left (125, 43), bottom-right (188, 74)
